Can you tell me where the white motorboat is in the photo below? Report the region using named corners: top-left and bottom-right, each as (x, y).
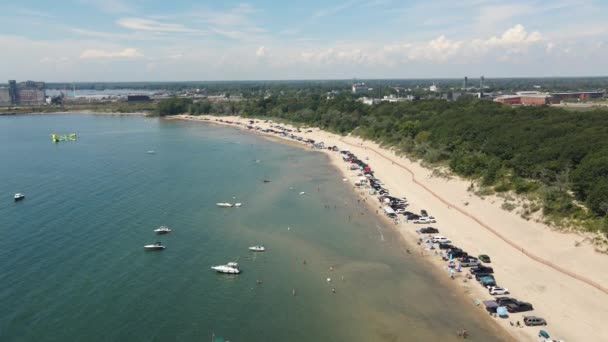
top-left (146, 150), bottom-right (156, 154)
top-left (249, 245), bottom-right (265, 252)
top-left (154, 226), bottom-right (172, 234)
top-left (14, 193), bottom-right (25, 201)
top-left (144, 242), bottom-right (166, 250)
top-left (211, 262), bottom-right (241, 274)
top-left (234, 203), bottom-right (242, 207)
top-left (216, 203), bottom-right (233, 207)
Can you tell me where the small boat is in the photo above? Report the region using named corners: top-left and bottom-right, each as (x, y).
top-left (299, 192), bottom-right (306, 195)
top-left (263, 179), bottom-right (271, 183)
top-left (249, 245), bottom-right (266, 252)
top-left (154, 226), bottom-right (172, 234)
top-left (216, 203), bottom-right (233, 207)
top-left (144, 242), bottom-right (165, 250)
top-left (234, 203), bottom-right (242, 207)
top-left (147, 150), bottom-right (156, 154)
top-left (14, 193), bottom-right (25, 201)
top-left (211, 262), bottom-right (241, 274)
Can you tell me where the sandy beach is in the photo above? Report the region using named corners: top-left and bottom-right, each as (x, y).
top-left (177, 114), bottom-right (608, 342)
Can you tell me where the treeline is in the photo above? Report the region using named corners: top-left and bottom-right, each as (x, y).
top-left (43, 76), bottom-right (608, 94)
top-left (155, 95), bottom-right (608, 230)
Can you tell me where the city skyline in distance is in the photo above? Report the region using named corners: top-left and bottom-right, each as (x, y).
top-left (1, 0), bottom-right (607, 82)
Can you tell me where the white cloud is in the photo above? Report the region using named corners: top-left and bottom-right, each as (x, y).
top-left (117, 18), bottom-right (202, 33)
top-left (409, 35), bottom-right (462, 62)
top-left (256, 46), bottom-right (266, 57)
top-left (80, 48), bottom-right (143, 59)
top-left (472, 24), bottom-right (542, 55)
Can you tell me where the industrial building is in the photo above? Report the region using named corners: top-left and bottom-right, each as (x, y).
top-left (0, 80), bottom-right (46, 106)
top-left (494, 93), bottom-right (558, 106)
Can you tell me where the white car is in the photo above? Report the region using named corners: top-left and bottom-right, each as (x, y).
top-left (488, 286), bottom-right (509, 295)
top-left (413, 217), bottom-right (436, 224)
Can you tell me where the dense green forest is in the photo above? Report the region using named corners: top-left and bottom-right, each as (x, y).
top-left (156, 95), bottom-right (608, 233)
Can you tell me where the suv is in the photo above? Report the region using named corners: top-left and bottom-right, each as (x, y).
top-left (523, 316), bottom-right (547, 326)
top-left (488, 286), bottom-right (509, 295)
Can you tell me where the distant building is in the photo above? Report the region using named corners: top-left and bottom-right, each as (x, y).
top-left (127, 95), bottom-right (152, 102)
top-left (3, 80), bottom-right (46, 105)
top-left (429, 84), bottom-right (439, 92)
top-left (0, 88), bottom-right (10, 106)
top-left (352, 83), bottom-right (368, 94)
top-left (549, 91), bottom-right (605, 102)
top-left (494, 93), bottom-right (558, 105)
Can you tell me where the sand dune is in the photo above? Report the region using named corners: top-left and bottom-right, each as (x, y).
top-left (178, 114), bottom-right (608, 342)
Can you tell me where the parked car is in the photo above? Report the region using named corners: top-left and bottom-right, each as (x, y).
top-left (420, 227), bottom-right (439, 234)
top-left (413, 217), bottom-right (436, 224)
top-left (488, 286), bottom-right (509, 295)
top-left (421, 209), bottom-right (428, 217)
top-left (460, 258), bottom-right (480, 267)
top-left (478, 254), bottom-right (491, 263)
top-left (438, 243), bottom-right (455, 250)
top-left (470, 266), bottom-right (494, 274)
top-left (506, 302), bottom-right (534, 313)
top-left (523, 316), bottom-right (547, 326)
top-left (477, 275), bottom-right (496, 287)
top-left (448, 249), bottom-right (468, 258)
top-left (432, 235), bottom-right (450, 243)
top-left (495, 297), bottom-right (518, 306)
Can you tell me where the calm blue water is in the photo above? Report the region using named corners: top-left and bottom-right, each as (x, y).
top-left (0, 114), bottom-right (507, 341)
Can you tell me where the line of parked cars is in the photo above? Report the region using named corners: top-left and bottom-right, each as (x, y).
top-left (416, 224), bottom-right (546, 327)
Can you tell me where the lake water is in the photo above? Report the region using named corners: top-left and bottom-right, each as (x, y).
top-left (0, 114), bottom-right (507, 341)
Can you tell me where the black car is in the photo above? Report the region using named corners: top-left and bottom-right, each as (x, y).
top-left (438, 243), bottom-right (455, 250)
top-left (495, 297), bottom-right (518, 306)
top-left (420, 227), bottom-right (439, 234)
top-left (405, 213), bottom-right (421, 220)
top-left (421, 209), bottom-right (428, 217)
top-left (449, 250), bottom-right (468, 258)
top-left (506, 302), bottom-right (534, 313)
top-left (470, 266), bottom-right (494, 274)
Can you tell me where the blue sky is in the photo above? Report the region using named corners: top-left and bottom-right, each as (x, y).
top-left (1, 0), bottom-right (607, 81)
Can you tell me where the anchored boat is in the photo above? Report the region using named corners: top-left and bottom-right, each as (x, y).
top-left (211, 262), bottom-right (240, 274)
top-left (154, 226), bottom-right (172, 234)
top-left (144, 242), bottom-right (166, 250)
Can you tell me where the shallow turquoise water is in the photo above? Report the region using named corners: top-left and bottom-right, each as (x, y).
top-left (0, 114), bottom-right (507, 341)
